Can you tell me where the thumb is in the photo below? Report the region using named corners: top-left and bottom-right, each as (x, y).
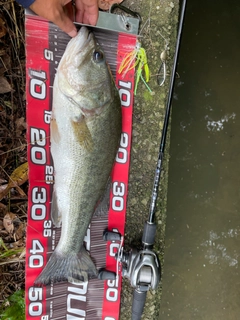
top-left (30, 0), bottom-right (78, 38)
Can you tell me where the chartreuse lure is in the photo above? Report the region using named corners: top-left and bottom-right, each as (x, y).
top-left (118, 41), bottom-right (152, 95)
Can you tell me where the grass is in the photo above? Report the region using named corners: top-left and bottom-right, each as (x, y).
top-left (0, 289), bottom-right (25, 320)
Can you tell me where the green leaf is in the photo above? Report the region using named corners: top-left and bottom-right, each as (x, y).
top-left (0, 290), bottom-right (25, 320)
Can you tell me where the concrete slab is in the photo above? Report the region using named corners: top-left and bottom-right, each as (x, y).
top-left (118, 1), bottom-right (180, 319)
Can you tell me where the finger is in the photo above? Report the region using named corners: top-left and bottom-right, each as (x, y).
top-left (51, 5), bottom-right (77, 37)
top-left (30, 0), bottom-right (77, 37)
top-left (64, 2), bottom-right (75, 21)
top-left (75, 0), bottom-right (98, 25)
top-left (75, 1), bottom-right (84, 23)
top-left (83, 10), bottom-right (98, 26)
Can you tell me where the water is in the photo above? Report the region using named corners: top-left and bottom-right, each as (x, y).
top-left (160, 1), bottom-right (240, 319)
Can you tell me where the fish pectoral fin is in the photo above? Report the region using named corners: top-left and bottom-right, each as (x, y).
top-left (71, 117), bottom-right (93, 152)
top-left (50, 118), bottom-right (60, 143)
top-left (51, 188), bottom-right (62, 227)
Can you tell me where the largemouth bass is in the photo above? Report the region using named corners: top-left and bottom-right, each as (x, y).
top-left (35, 27), bottom-right (122, 285)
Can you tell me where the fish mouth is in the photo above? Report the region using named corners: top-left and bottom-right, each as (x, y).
top-left (57, 26), bottom-right (99, 97)
top-left (65, 26), bottom-right (94, 57)
top-left (79, 26), bottom-right (91, 40)
top-left (77, 26), bottom-right (94, 49)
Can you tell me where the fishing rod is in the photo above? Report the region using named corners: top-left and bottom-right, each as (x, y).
top-left (129, 0), bottom-right (187, 318)
top-left (100, 0), bottom-right (187, 318)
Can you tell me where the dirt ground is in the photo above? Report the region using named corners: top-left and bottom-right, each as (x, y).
top-left (0, 0), bottom-right (179, 318)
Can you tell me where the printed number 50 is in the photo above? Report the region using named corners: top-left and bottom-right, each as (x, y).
top-left (28, 287), bottom-right (43, 316)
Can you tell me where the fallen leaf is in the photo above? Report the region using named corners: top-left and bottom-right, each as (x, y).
top-left (0, 16), bottom-right (7, 38)
top-left (0, 162), bottom-right (28, 200)
top-left (15, 117), bottom-right (26, 137)
top-left (15, 221), bottom-right (25, 240)
top-left (3, 213), bottom-right (16, 234)
top-left (2, 212), bottom-right (24, 242)
top-left (0, 151), bottom-right (7, 167)
top-left (0, 184), bottom-right (8, 193)
top-left (0, 48), bottom-right (6, 56)
top-left (0, 202), bottom-right (7, 216)
top-left (8, 162), bottom-right (28, 187)
top-left (0, 76), bottom-right (12, 93)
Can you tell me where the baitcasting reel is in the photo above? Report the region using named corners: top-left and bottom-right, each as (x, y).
top-left (99, 223), bottom-right (161, 320)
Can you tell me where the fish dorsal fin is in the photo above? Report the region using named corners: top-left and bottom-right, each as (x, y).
top-left (51, 118), bottom-right (60, 144)
top-left (51, 188), bottom-right (62, 227)
top-left (71, 117), bottom-right (93, 152)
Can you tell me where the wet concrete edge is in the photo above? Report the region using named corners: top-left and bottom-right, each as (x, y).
top-left (119, 1), bottom-right (180, 319)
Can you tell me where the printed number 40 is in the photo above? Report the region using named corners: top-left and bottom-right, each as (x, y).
top-left (29, 240), bottom-right (44, 268)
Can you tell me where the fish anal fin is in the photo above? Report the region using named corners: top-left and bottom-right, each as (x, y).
top-left (71, 117), bottom-right (93, 152)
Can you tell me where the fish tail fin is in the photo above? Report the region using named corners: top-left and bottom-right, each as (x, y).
top-left (34, 247), bottom-right (97, 286)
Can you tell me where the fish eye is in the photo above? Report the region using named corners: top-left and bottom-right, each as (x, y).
top-left (93, 50), bottom-right (104, 63)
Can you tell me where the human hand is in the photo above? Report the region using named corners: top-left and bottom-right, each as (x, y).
top-left (30, 0), bottom-right (99, 37)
